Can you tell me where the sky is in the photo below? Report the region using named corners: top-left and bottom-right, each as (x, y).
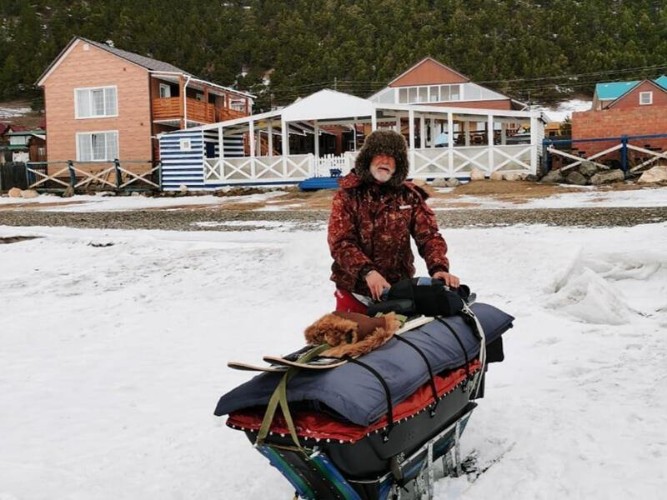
top-left (1, 187), bottom-right (666, 500)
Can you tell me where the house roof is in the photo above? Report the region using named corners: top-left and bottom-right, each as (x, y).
top-left (594, 81), bottom-right (640, 101)
top-left (81, 38), bottom-right (188, 74)
top-left (387, 57), bottom-right (470, 86)
top-left (282, 89), bottom-right (374, 122)
top-left (36, 36), bottom-right (253, 98)
top-left (595, 76), bottom-right (667, 101)
top-left (606, 79), bottom-right (667, 109)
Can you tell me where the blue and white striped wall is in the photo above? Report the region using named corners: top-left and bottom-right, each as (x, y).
top-left (159, 129), bottom-right (243, 191)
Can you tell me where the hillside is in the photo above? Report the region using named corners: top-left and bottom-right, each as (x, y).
top-left (1, 0), bottom-right (666, 110)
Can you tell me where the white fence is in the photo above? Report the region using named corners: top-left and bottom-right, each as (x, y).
top-left (202, 144), bottom-right (536, 184)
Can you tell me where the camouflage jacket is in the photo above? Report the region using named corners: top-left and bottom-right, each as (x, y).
top-left (328, 172), bottom-right (450, 295)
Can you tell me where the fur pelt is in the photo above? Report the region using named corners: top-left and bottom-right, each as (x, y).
top-left (354, 130), bottom-right (409, 188)
top-left (304, 311), bottom-right (401, 358)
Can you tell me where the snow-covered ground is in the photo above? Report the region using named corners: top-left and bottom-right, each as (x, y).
top-left (1, 188), bottom-right (666, 499)
top-left (2, 184), bottom-right (667, 213)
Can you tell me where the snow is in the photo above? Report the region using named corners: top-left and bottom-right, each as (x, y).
top-left (1, 188), bottom-right (666, 499)
top-left (537, 99), bottom-right (592, 123)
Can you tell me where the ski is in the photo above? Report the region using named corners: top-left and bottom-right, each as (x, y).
top-left (262, 315), bottom-right (436, 371)
top-left (226, 360), bottom-right (288, 373)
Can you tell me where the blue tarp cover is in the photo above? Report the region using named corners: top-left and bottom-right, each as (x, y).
top-left (214, 303), bottom-right (513, 426)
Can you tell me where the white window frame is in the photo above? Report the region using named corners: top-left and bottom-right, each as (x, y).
top-left (159, 83), bottom-right (171, 98)
top-left (397, 84), bottom-right (463, 104)
top-left (74, 86), bottom-right (118, 119)
top-left (639, 91), bottom-right (653, 105)
top-left (76, 130), bottom-right (119, 162)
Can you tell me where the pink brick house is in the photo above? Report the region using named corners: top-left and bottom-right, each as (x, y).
top-left (36, 36), bottom-right (253, 170)
top-left (571, 76), bottom-right (667, 157)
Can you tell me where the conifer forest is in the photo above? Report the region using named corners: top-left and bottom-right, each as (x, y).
top-left (1, 0), bottom-right (666, 110)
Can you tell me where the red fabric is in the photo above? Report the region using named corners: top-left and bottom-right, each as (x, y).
top-left (226, 361), bottom-right (481, 443)
top-left (334, 289), bottom-right (368, 314)
top-left (327, 172), bottom-right (449, 296)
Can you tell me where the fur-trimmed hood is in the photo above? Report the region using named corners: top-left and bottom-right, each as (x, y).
top-left (354, 130), bottom-right (409, 188)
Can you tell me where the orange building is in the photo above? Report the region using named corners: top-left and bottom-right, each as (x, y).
top-left (36, 37), bottom-right (253, 168)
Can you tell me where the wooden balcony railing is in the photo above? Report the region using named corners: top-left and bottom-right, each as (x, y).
top-left (152, 97), bottom-right (247, 125)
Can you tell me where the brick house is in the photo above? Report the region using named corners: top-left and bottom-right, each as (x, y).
top-left (369, 57), bottom-right (524, 111)
top-left (571, 76), bottom-right (667, 157)
top-left (368, 57), bottom-right (527, 147)
top-left (36, 36), bottom-right (253, 170)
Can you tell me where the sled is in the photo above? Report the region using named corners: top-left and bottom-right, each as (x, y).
top-left (215, 302), bottom-right (514, 499)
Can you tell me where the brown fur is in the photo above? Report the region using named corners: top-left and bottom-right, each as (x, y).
top-left (303, 312), bottom-right (401, 358)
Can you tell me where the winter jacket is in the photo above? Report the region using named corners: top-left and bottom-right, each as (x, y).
top-left (328, 172), bottom-right (449, 295)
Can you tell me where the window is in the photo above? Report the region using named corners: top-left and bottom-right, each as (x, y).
top-left (75, 86), bottom-right (117, 118)
top-left (77, 131), bottom-right (118, 161)
top-left (639, 91), bottom-right (653, 105)
top-left (159, 83), bottom-right (171, 98)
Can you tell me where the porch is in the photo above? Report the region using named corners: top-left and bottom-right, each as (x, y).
top-left (159, 89), bottom-right (543, 191)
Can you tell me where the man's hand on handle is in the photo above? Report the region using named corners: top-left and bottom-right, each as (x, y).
top-left (432, 271), bottom-right (460, 289)
top-left (365, 270), bottom-right (391, 301)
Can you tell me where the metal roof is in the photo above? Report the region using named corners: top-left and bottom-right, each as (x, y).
top-left (594, 81), bottom-right (639, 100)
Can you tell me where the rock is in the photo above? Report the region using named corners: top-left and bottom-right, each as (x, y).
top-left (62, 186), bottom-right (75, 198)
top-left (8, 187), bottom-right (22, 198)
top-left (20, 189), bottom-right (38, 199)
top-left (445, 178), bottom-right (461, 187)
top-left (430, 178), bottom-right (449, 188)
top-left (489, 171), bottom-right (504, 181)
top-left (566, 171), bottom-right (588, 185)
top-left (469, 168), bottom-right (485, 181)
top-left (524, 174), bottom-right (540, 182)
top-left (179, 184), bottom-right (188, 193)
top-left (541, 169), bottom-right (564, 183)
top-left (638, 165), bottom-right (667, 184)
top-left (578, 161), bottom-right (599, 178)
top-left (590, 169), bottom-right (625, 185)
top-left (503, 172), bottom-right (523, 181)
top-left (411, 178), bottom-right (427, 187)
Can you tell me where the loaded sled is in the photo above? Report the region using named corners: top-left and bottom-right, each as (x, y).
top-left (214, 284), bottom-right (514, 499)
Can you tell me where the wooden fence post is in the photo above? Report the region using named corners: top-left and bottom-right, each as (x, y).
top-left (67, 160), bottom-right (76, 187)
top-left (114, 158), bottom-right (122, 189)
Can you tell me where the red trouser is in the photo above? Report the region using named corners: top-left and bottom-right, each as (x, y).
top-left (334, 289), bottom-right (369, 314)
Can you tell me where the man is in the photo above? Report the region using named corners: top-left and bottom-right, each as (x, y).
top-left (328, 129), bottom-right (459, 313)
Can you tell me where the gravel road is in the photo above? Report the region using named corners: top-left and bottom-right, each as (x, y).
top-left (1, 206), bottom-right (666, 232)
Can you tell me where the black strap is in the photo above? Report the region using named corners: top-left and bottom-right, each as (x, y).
top-left (435, 317), bottom-right (471, 384)
top-left (343, 355), bottom-right (395, 442)
top-left (393, 336), bottom-right (440, 416)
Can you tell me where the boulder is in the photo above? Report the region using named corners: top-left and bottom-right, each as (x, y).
top-left (637, 165), bottom-right (667, 184)
top-left (430, 178), bottom-right (449, 188)
top-left (503, 172), bottom-right (523, 182)
top-left (578, 161), bottom-right (599, 178)
top-left (541, 169), bottom-right (565, 183)
top-left (489, 171), bottom-right (504, 181)
top-left (20, 189), bottom-right (38, 199)
top-left (469, 168), bottom-right (485, 181)
top-left (62, 186), bottom-right (75, 198)
top-left (445, 178), bottom-right (461, 187)
top-left (8, 187), bottom-right (22, 198)
top-left (590, 169), bottom-right (625, 185)
top-left (565, 171), bottom-right (588, 186)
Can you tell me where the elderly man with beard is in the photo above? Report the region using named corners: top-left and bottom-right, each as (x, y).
top-left (328, 129), bottom-right (460, 313)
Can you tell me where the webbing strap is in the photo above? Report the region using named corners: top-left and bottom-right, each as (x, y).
top-left (435, 317), bottom-right (471, 382)
top-left (256, 344), bottom-right (331, 451)
top-left (393, 335), bottom-right (440, 416)
top-left (343, 355), bottom-right (395, 441)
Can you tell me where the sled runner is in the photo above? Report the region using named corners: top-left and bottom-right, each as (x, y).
top-left (215, 300), bottom-right (513, 499)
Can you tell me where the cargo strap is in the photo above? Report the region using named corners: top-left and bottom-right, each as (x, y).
top-left (393, 336), bottom-right (440, 416)
top-left (256, 343), bottom-right (331, 452)
top-left (343, 355), bottom-right (395, 442)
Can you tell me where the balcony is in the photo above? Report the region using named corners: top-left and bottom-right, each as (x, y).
top-left (152, 97), bottom-right (247, 125)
